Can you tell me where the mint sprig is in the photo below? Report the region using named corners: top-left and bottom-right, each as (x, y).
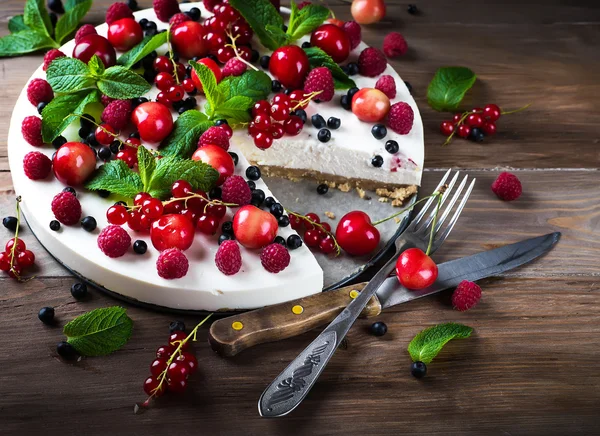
top-left (160, 110), bottom-right (213, 158)
top-left (63, 306), bottom-right (133, 357)
top-left (85, 159), bottom-right (144, 198)
top-left (304, 47), bottom-right (356, 89)
top-left (218, 70), bottom-right (272, 102)
top-left (286, 1), bottom-right (330, 41)
top-left (427, 67), bottom-right (477, 112)
top-left (8, 16), bottom-right (28, 33)
top-left (228, 0), bottom-right (286, 50)
top-left (408, 323), bottom-right (473, 364)
top-left (41, 89), bottom-right (100, 142)
top-left (54, 0), bottom-right (92, 44)
top-left (117, 32), bottom-right (169, 69)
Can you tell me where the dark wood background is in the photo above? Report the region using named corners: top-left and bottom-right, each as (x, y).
top-left (1, 1), bottom-right (599, 435)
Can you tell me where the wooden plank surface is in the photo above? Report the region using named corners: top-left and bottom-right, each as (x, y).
top-left (0, 0), bottom-right (599, 435)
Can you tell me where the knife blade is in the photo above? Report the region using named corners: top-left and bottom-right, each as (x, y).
top-left (208, 232), bottom-right (560, 357)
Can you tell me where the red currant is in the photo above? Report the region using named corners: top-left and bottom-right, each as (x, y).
top-left (0, 252), bottom-right (10, 271)
top-left (395, 248), bottom-right (438, 290)
top-left (320, 222), bottom-right (332, 233)
top-left (16, 250), bottom-right (35, 267)
top-left (304, 229), bottom-right (321, 248)
top-left (319, 235), bottom-right (336, 254)
top-left (483, 103), bottom-right (501, 122)
top-left (127, 210), bottom-right (143, 231)
top-left (167, 377), bottom-right (187, 394)
top-left (253, 131), bottom-right (273, 149)
top-left (252, 100), bottom-right (271, 117)
top-left (156, 344), bottom-right (176, 359)
top-left (171, 180), bottom-right (192, 198)
top-left (150, 358), bottom-right (168, 377)
top-left (107, 205), bottom-right (128, 225)
top-left (482, 122), bottom-right (497, 136)
top-left (167, 361), bottom-right (190, 382)
top-left (153, 55), bottom-right (172, 73)
top-left (155, 72), bottom-right (175, 91)
top-left (288, 90), bottom-right (307, 109)
top-left (272, 93), bottom-right (291, 107)
top-left (95, 124), bottom-right (116, 145)
top-left (167, 85), bottom-right (185, 102)
top-left (231, 20), bottom-right (253, 45)
top-left (440, 121), bottom-right (455, 136)
top-left (134, 192), bottom-right (151, 206)
top-left (143, 376), bottom-right (166, 397)
top-left (270, 123), bottom-right (284, 139)
top-left (452, 113), bottom-right (463, 123)
top-left (457, 124), bottom-right (471, 139)
top-left (216, 46), bottom-right (235, 64)
top-left (206, 203), bottom-right (226, 219)
top-left (164, 200), bottom-right (184, 215)
top-left (176, 352), bottom-right (198, 374)
top-left (180, 209), bottom-right (200, 226)
top-left (237, 46), bottom-right (252, 61)
top-left (141, 198), bottom-right (164, 220)
top-left (8, 265), bottom-right (22, 279)
top-left (305, 212), bottom-right (320, 224)
top-left (169, 331), bottom-right (189, 350)
top-left (156, 91), bottom-right (172, 107)
top-left (197, 213), bottom-right (219, 235)
top-left (203, 30), bottom-right (227, 53)
top-left (214, 4), bottom-right (240, 23)
top-left (270, 103), bottom-right (289, 122)
top-left (5, 238), bottom-right (25, 253)
top-left (283, 115), bottom-right (303, 136)
top-left (219, 123), bottom-right (233, 139)
top-left (126, 137), bottom-right (141, 147)
top-left (253, 113), bottom-right (271, 131)
top-left (289, 214), bottom-right (302, 230)
top-left (466, 113), bottom-right (484, 128)
top-left (182, 78), bottom-right (196, 94)
top-left (116, 145), bottom-right (138, 168)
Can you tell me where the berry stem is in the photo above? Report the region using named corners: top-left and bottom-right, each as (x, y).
top-left (8, 196), bottom-right (22, 279)
top-left (161, 193), bottom-right (238, 210)
top-left (425, 192), bottom-right (443, 256)
top-left (286, 210), bottom-right (341, 256)
top-left (442, 111), bottom-right (471, 147)
top-left (166, 25), bottom-right (181, 85)
top-left (69, 113), bottom-right (128, 148)
top-left (501, 103), bottom-right (532, 115)
top-left (290, 90), bottom-right (323, 112)
top-left (225, 30), bottom-right (259, 72)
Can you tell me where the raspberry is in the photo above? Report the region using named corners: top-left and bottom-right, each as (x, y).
top-left (221, 175), bottom-right (252, 206)
top-left (303, 67), bottom-right (334, 102)
top-left (357, 47), bottom-right (387, 77)
top-left (383, 32), bottom-right (408, 58)
top-left (215, 240), bottom-right (242, 275)
top-left (375, 74), bottom-right (396, 99)
top-left (153, 0), bottom-right (180, 22)
top-left (101, 99), bottom-right (132, 130)
top-left (51, 192), bottom-right (82, 226)
top-left (491, 172), bottom-right (522, 201)
top-left (169, 12), bottom-right (189, 27)
top-left (98, 225), bottom-right (132, 258)
top-left (452, 280), bottom-right (482, 312)
top-left (75, 24), bottom-right (97, 43)
top-left (26, 78), bottom-right (54, 107)
top-left (198, 126), bottom-right (230, 150)
top-left (106, 2), bottom-right (134, 24)
top-left (260, 243), bottom-right (290, 273)
top-left (101, 94), bottom-right (116, 107)
top-left (157, 248), bottom-right (189, 279)
top-left (222, 58), bottom-right (247, 77)
top-left (388, 101), bottom-right (414, 135)
top-left (23, 151), bottom-right (52, 180)
top-left (21, 116), bottom-right (44, 147)
top-left (43, 49), bottom-right (66, 71)
top-left (203, 0), bottom-right (222, 12)
top-left (342, 21), bottom-right (362, 50)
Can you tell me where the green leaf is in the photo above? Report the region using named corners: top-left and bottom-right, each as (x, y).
top-left (54, 0), bottom-right (92, 44)
top-left (8, 15), bottom-right (28, 33)
top-left (0, 30), bottom-right (57, 57)
top-left (148, 157), bottom-right (219, 198)
top-left (137, 146), bottom-right (156, 192)
top-left (218, 70), bottom-right (272, 102)
top-left (304, 47), bottom-right (356, 90)
top-left (160, 110), bottom-right (212, 158)
top-left (24, 0), bottom-right (53, 37)
top-left (287, 2), bottom-right (330, 41)
top-left (228, 0), bottom-right (285, 50)
top-left (427, 67), bottom-right (477, 112)
top-left (213, 95), bottom-right (254, 123)
top-left (189, 60), bottom-right (222, 117)
top-left (41, 89), bottom-right (100, 142)
top-left (117, 32), bottom-right (169, 69)
top-left (63, 307), bottom-right (133, 357)
top-left (85, 159), bottom-right (144, 198)
top-left (64, 0), bottom-right (89, 11)
top-left (46, 56), bottom-right (94, 94)
top-left (407, 323), bottom-right (473, 365)
top-left (87, 54), bottom-right (105, 77)
top-left (97, 66), bottom-right (152, 99)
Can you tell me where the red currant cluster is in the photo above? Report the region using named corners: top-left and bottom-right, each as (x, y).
top-left (153, 55), bottom-right (195, 107)
top-left (91, 121), bottom-right (142, 168)
top-left (0, 198), bottom-right (35, 280)
top-left (289, 211), bottom-right (339, 255)
top-left (203, 3), bottom-right (253, 59)
top-left (248, 91), bottom-right (315, 150)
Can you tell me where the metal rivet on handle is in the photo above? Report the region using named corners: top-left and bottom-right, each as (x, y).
top-left (231, 321), bottom-right (243, 331)
top-left (349, 290), bottom-right (359, 299)
top-left (291, 305), bottom-right (304, 315)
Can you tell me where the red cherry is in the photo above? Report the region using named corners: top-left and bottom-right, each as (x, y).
top-left (141, 198), bottom-right (164, 220)
top-left (395, 248), bottom-right (438, 290)
top-left (150, 358), bottom-right (168, 377)
top-left (107, 204), bottom-right (128, 225)
top-left (131, 102), bottom-right (174, 143)
top-left (171, 180), bottom-right (192, 198)
top-left (150, 214), bottom-right (195, 251)
top-left (465, 113), bottom-right (484, 128)
top-left (303, 229), bottom-right (320, 247)
top-left (351, 0), bottom-right (386, 24)
top-left (440, 121), bottom-right (455, 136)
top-left (143, 376), bottom-right (166, 397)
top-left (310, 24), bottom-right (351, 63)
top-left (283, 116), bottom-right (303, 136)
top-left (169, 330), bottom-right (189, 350)
top-left (107, 18), bottom-right (143, 52)
top-left (167, 361), bottom-right (190, 382)
top-left (253, 132), bottom-right (273, 149)
top-left (335, 211), bottom-right (380, 256)
top-left (191, 144), bottom-right (235, 185)
top-left (53, 142), bottom-right (97, 185)
top-left (196, 213), bottom-right (219, 235)
top-left (72, 34), bottom-right (116, 67)
top-left (233, 205), bottom-right (278, 249)
top-left (482, 122), bottom-right (497, 136)
top-left (457, 124), bottom-right (471, 139)
top-left (483, 103), bottom-right (501, 122)
top-left (326, 18), bottom-right (345, 27)
top-left (351, 88), bottom-right (391, 122)
top-left (191, 58), bottom-right (222, 93)
top-left (6, 238), bottom-right (26, 253)
top-left (155, 72), bottom-right (175, 91)
top-left (176, 352), bottom-right (198, 374)
top-left (95, 124), bottom-right (116, 145)
top-left (153, 55), bottom-right (172, 73)
top-left (16, 250), bottom-right (35, 267)
top-left (269, 45), bottom-right (310, 89)
top-left (170, 21), bottom-right (208, 59)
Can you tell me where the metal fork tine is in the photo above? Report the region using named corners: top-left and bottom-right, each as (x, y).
top-left (436, 178), bottom-right (476, 244)
top-left (432, 174), bottom-right (468, 233)
top-left (410, 169), bottom-right (452, 228)
top-left (421, 171), bottom-right (460, 231)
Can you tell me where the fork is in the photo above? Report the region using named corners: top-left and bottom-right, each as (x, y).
top-left (258, 169), bottom-right (476, 417)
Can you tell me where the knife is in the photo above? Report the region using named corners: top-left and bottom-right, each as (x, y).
top-left (208, 232), bottom-right (560, 357)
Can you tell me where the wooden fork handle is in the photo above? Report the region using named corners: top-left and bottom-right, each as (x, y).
top-left (208, 282), bottom-right (381, 357)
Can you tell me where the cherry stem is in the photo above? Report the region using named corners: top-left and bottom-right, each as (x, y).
top-left (286, 210), bottom-right (341, 256)
top-left (225, 31), bottom-right (259, 72)
top-left (146, 313), bottom-right (212, 404)
top-left (425, 193), bottom-right (443, 256)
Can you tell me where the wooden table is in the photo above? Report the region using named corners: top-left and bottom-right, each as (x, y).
top-left (1, 1), bottom-right (599, 434)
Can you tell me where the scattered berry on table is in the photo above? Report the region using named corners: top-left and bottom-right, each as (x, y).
top-left (343, 21), bottom-right (362, 50)
top-left (106, 2), bottom-right (134, 24)
top-left (98, 225), bottom-right (132, 258)
top-left (491, 172), bottom-right (522, 201)
top-left (51, 192), bottom-right (82, 226)
top-left (370, 321), bottom-right (388, 336)
top-left (57, 341), bottom-right (78, 360)
top-left (317, 184), bottom-right (329, 195)
top-left (3, 216), bottom-right (18, 231)
top-left (452, 280), bottom-right (482, 312)
top-left (375, 74), bottom-right (397, 99)
top-left (27, 78), bottom-right (53, 107)
top-left (70, 282), bottom-right (88, 299)
top-left (411, 361), bottom-right (427, 378)
top-left (21, 116), bottom-right (44, 147)
top-left (169, 320), bottom-right (186, 333)
top-left (157, 248), bottom-right (189, 279)
top-left (383, 32), bottom-right (408, 58)
top-left (407, 4), bottom-right (418, 15)
top-left (38, 307), bottom-right (55, 325)
top-left (358, 47), bottom-right (387, 77)
top-left (388, 101), bottom-right (414, 135)
top-left (215, 240), bottom-right (242, 275)
top-left (260, 243), bottom-right (291, 273)
top-left (43, 49), bottom-right (66, 71)
top-left (23, 151), bottom-right (52, 180)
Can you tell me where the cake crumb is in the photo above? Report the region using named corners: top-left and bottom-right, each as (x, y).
top-left (378, 197), bottom-right (389, 203)
top-left (394, 217), bottom-right (401, 224)
top-left (356, 187), bottom-right (371, 200)
top-left (324, 211), bottom-right (336, 219)
top-left (338, 183), bottom-right (351, 192)
top-left (376, 185), bottom-right (418, 206)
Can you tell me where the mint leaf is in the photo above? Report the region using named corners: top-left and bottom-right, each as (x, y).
top-left (41, 89), bottom-right (100, 142)
top-left (148, 157), bottom-right (219, 198)
top-left (218, 70), bottom-right (272, 102)
top-left (287, 2), bottom-right (330, 41)
top-left (160, 110), bottom-right (212, 158)
top-left (427, 67), bottom-right (476, 112)
top-left (63, 306), bottom-right (133, 357)
top-left (88, 54), bottom-right (105, 77)
top-left (118, 32), bottom-right (168, 69)
top-left (85, 159), bottom-right (144, 198)
top-left (137, 146), bottom-right (156, 192)
top-left (0, 30), bottom-right (57, 57)
top-left (407, 323), bottom-right (473, 364)
top-left (304, 47), bottom-right (356, 90)
top-left (213, 95), bottom-right (254, 124)
top-left (229, 0), bottom-right (285, 50)
top-left (189, 61), bottom-right (222, 117)
top-left (46, 57), bottom-right (94, 93)
top-left (64, 0), bottom-right (89, 10)
top-left (54, 0), bottom-right (92, 44)
top-left (24, 0), bottom-right (53, 37)
top-left (97, 66), bottom-right (151, 99)
top-left (8, 15), bottom-right (28, 33)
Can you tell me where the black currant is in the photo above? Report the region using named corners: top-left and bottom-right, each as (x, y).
top-left (3, 216), bottom-right (18, 231)
top-left (81, 216), bottom-right (97, 232)
top-left (251, 189), bottom-right (265, 206)
top-left (259, 55), bottom-right (270, 69)
top-left (411, 361), bottom-right (427, 378)
top-left (97, 190), bottom-right (110, 198)
top-left (57, 341), bottom-right (78, 360)
top-left (98, 147), bottom-right (111, 161)
top-left (274, 236), bottom-right (286, 246)
top-left (133, 240), bottom-right (147, 254)
top-left (317, 184), bottom-right (328, 195)
top-left (271, 80), bottom-right (282, 93)
top-left (346, 62), bottom-right (359, 76)
top-left (287, 234), bottom-right (303, 250)
top-left (327, 117), bottom-right (341, 129)
top-left (270, 203), bottom-right (284, 218)
top-left (185, 7), bottom-right (201, 21)
top-left (469, 127), bottom-right (485, 142)
top-left (347, 87), bottom-right (359, 100)
top-left (62, 186), bottom-right (76, 196)
top-left (52, 135), bottom-right (67, 149)
top-left (407, 4), bottom-right (418, 15)
top-left (169, 320), bottom-right (186, 333)
top-left (215, 119), bottom-right (228, 126)
top-left (247, 180), bottom-right (256, 190)
top-left (49, 220), bottom-right (61, 231)
top-left (209, 187), bottom-right (222, 200)
top-left (371, 155), bottom-right (384, 167)
top-left (301, 41), bottom-right (311, 48)
top-left (109, 140), bottom-right (122, 154)
top-left (38, 307), bottom-right (55, 325)
top-left (229, 152), bottom-right (239, 166)
top-left (70, 282), bottom-right (88, 299)
top-left (371, 124), bottom-right (387, 139)
top-left (385, 140), bottom-right (399, 154)
top-left (37, 101), bottom-right (47, 115)
top-left (48, 0), bottom-right (65, 14)
top-left (340, 94), bottom-right (351, 110)
top-left (221, 221), bottom-right (233, 235)
top-left (369, 321), bottom-right (387, 336)
top-left (293, 109), bottom-right (307, 124)
top-left (317, 129), bottom-right (331, 143)
top-left (311, 114), bottom-right (326, 129)
top-left (246, 166), bottom-right (261, 181)
top-left (404, 81), bottom-right (413, 94)
top-left (278, 215), bottom-right (290, 227)
top-left (218, 233), bottom-right (232, 245)
top-left (264, 196), bottom-right (276, 208)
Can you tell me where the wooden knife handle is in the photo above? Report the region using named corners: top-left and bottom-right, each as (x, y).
top-left (208, 282), bottom-right (381, 357)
